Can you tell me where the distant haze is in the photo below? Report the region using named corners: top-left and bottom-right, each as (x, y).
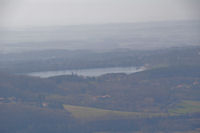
top-left (0, 0), bottom-right (200, 28)
top-left (0, 21), bottom-right (200, 53)
top-left (0, 0), bottom-right (200, 53)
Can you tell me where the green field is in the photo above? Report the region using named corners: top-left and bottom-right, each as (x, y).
top-left (64, 101), bottom-right (200, 122)
top-left (63, 104), bottom-right (166, 121)
top-left (169, 100), bottom-right (200, 114)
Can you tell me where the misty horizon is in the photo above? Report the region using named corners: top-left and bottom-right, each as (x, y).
top-left (0, 20), bottom-right (200, 53)
top-left (1, 0), bottom-right (200, 53)
top-left (1, 0), bottom-right (200, 28)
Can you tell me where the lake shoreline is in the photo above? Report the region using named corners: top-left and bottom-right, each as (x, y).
top-left (27, 66), bottom-right (146, 78)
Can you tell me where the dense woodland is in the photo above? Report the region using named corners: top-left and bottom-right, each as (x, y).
top-left (0, 46), bottom-right (200, 133)
top-left (0, 46), bottom-right (200, 73)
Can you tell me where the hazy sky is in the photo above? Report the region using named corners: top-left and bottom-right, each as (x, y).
top-left (0, 0), bottom-right (200, 27)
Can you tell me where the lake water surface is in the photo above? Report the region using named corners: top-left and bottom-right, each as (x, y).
top-left (28, 66), bottom-right (145, 78)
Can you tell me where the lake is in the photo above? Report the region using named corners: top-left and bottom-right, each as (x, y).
top-left (27, 66), bottom-right (145, 78)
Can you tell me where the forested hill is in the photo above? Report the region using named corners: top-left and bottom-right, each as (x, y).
top-left (0, 46), bottom-right (200, 73)
top-left (130, 65), bottom-right (200, 79)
